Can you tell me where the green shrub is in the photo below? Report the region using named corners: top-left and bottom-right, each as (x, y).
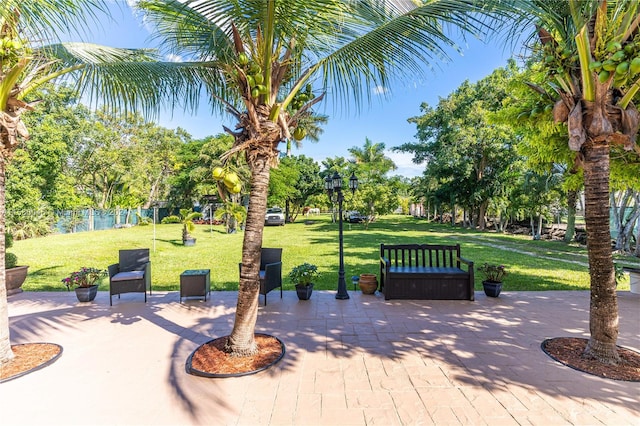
top-left (161, 215), bottom-right (181, 224)
top-left (5, 252), bottom-right (18, 269)
top-left (5, 232), bottom-right (13, 249)
top-left (5, 232), bottom-right (18, 268)
top-left (136, 213), bottom-right (152, 226)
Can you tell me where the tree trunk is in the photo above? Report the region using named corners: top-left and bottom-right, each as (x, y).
top-left (530, 216), bottom-right (536, 239)
top-left (0, 155), bottom-right (14, 363)
top-left (537, 215), bottom-right (543, 239)
top-left (225, 152), bottom-right (271, 357)
top-left (564, 189), bottom-right (577, 243)
top-left (611, 190), bottom-right (629, 250)
top-left (478, 200), bottom-right (488, 230)
top-left (451, 205), bottom-right (456, 227)
top-left (582, 140), bottom-right (620, 364)
top-left (621, 200), bottom-right (640, 253)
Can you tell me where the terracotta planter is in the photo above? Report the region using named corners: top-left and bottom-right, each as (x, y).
top-left (359, 274), bottom-right (378, 294)
top-left (6, 265), bottom-right (29, 296)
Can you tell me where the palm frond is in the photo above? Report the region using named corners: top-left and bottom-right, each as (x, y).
top-left (1, 0), bottom-right (111, 43)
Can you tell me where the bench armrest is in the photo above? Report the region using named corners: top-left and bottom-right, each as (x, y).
top-left (380, 256), bottom-right (391, 270)
top-left (458, 256), bottom-right (473, 267)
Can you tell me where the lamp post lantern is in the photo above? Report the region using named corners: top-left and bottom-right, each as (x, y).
top-left (325, 171), bottom-right (358, 300)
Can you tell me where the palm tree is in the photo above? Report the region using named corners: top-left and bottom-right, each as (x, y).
top-left (517, 0), bottom-right (640, 363)
top-left (134, 0), bottom-right (518, 357)
top-left (348, 137), bottom-right (397, 176)
top-left (214, 200), bottom-right (247, 234)
top-left (0, 0), bottom-right (174, 364)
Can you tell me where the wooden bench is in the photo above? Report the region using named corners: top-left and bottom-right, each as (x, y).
top-left (380, 243), bottom-right (474, 301)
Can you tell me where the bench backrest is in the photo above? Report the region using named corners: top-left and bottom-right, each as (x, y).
top-left (380, 244), bottom-right (461, 268)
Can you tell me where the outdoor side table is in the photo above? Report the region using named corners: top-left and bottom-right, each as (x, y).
top-left (180, 269), bottom-right (211, 302)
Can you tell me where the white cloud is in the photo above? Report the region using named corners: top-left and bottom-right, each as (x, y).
top-left (166, 53), bottom-right (182, 62)
top-left (386, 150), bottom-right (424, 178)
top-left (373, 85), bottom-right (388, 95)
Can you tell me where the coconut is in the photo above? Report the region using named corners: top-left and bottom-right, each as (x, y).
top-left (223, 172), bottom-right (239, 188)
top-left (212, 167), bottom-right (225, 180)
top-left (630, 57), bottom-right (640, 75)
top-left (293, 127), bottom-right (306, 140)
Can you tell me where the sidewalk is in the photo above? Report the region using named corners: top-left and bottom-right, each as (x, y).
top-left (2, 290), bottom-right (639, 425)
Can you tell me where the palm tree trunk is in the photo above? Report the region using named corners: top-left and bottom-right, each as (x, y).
top-left (582, 140), bottom-right (620, 364)
top-left (0, 155), bottom-right (14, 363)
top-left (225, 153), bottom-right (271, 357)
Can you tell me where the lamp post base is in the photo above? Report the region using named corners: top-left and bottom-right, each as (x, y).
top-left (335, 273), bottom-right (350, 299)
top-left (335, 291), bottom-right (350, 300)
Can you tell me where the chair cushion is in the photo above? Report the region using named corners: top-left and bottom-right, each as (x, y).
top-left (111, 271), bottom-right (145, 282)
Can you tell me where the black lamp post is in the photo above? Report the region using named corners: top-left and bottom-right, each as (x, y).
top-left (325, 171), bottom-right (358, 300)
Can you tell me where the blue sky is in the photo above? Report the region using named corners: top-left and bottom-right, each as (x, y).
top-left (87, 1), bottom-right (516, 178)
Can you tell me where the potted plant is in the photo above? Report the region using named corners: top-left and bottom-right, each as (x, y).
top-left (478, 263), bottom-right (507, 297)
top-left (5, 233), bottom-right (28, 296)
top-left (180, 208), bottom-right (202, 246)
top-left (62, 267), bottom-right (106, 302)
top-left (289, 263), bottom-right (319, 300)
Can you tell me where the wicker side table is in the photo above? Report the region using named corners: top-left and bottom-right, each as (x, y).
top-left (180, 269), bottom-right (211, 302)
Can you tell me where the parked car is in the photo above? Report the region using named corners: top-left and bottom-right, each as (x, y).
top-left (346, 212), bottom-right (367, 223)
top-left (265, 207), bottom-right (285, 226)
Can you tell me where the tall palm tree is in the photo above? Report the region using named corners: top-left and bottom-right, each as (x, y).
top-left (0, 0), bottom-right (175, 364)
top-left (349, 137), bottom-right (397, 175)
top-left (134, 0), bottom-right (518, 357)
top-left (516, 0), bottom-right (640, 363)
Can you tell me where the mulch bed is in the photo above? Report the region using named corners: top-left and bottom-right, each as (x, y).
top-left (542, 337), bottom-right (640, 382)
top-left (186, 333), bottom-right (285, 378)
top-left (0, 343), bottom-right (63, 383)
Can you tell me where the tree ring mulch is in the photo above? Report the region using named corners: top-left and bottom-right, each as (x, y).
top-left (0, 343), bottom-right (63, 383)
top-left (186, 333), bottom-right (285, 378)
top-left (541, 337), bottom-right (640, 382)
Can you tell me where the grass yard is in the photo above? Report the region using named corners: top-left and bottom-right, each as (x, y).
top-left (12, 214), bottom-right (639, 292)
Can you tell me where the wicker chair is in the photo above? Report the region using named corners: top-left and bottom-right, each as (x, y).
top-left (108, 249), bottom-right (151, 306)
top-left (239, 248), bottom-right (282, 305)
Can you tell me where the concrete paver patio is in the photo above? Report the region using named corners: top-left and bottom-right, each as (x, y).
top-left (2, 289), bottom-right (639, 425)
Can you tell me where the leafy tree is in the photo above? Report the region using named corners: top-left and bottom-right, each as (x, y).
top-left (268, 155), bottom-right (323, 221)
top-left (514, 0), bottom-right (640, 363)
top-left (166, 139), bottom-right (206, 210)
top-left (348, 139), bottom-right (398, 225)
top-left (397, 63), bottom-right (521, 229)
top-left (134, 124), bottom-right (191, 207)
top-left (19, 85), bottom-right (92, 210)
top-left (495, 61), bottom-right (584, 240)
top-left (5, 149), bottom-right (54, 238)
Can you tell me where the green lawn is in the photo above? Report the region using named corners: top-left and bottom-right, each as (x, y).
top-left (12, 214), bottom-right (638, 292)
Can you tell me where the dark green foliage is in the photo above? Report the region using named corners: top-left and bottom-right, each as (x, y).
top-left (5, 253), bottom-right (18, 269)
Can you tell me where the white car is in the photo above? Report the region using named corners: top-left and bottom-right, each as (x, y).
top-left (265, 207), bottom-right (285, 226)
